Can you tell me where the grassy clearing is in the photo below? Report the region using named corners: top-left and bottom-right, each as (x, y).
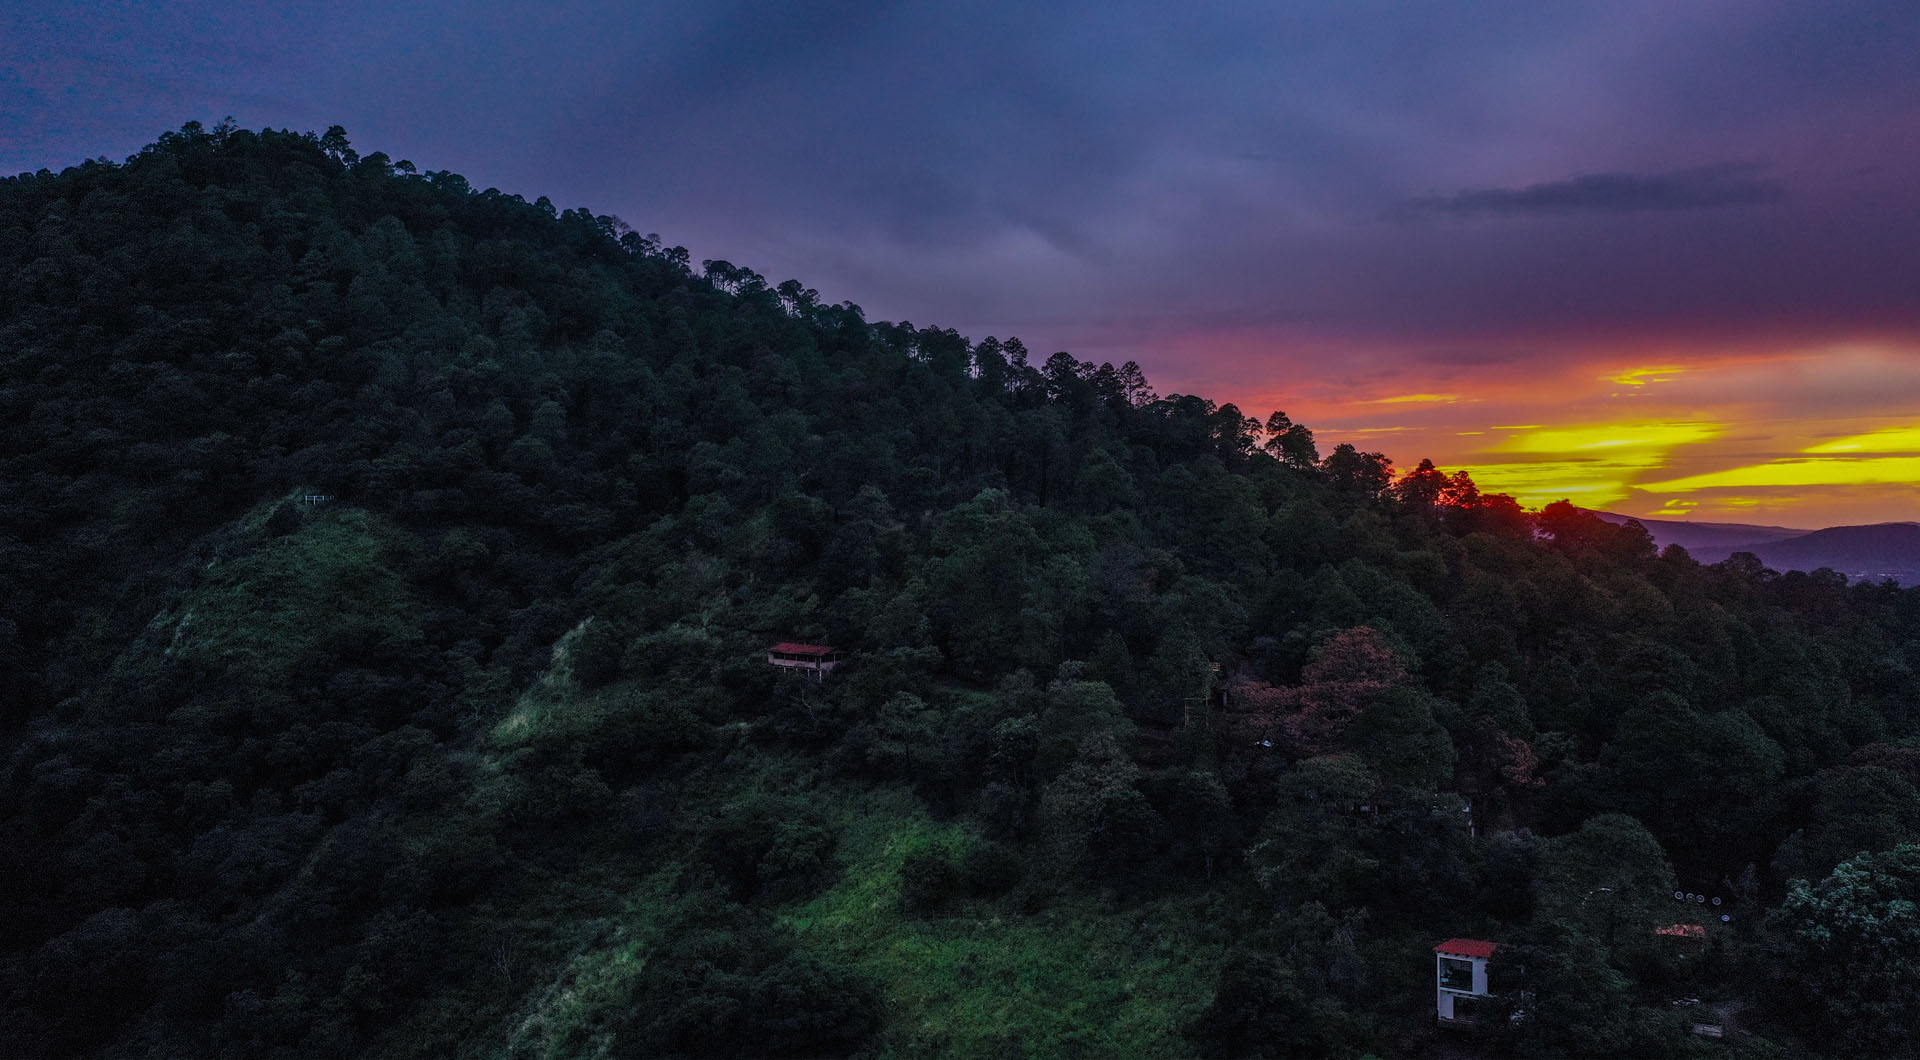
top-left (491, 617), bottom-right (595, 747)
top-left (500, 868), bottom-right (683, 1060)
top-left (784, 793), bottom-right (1224, 1059)
top-left (156, 505), bottom-right (415, 681)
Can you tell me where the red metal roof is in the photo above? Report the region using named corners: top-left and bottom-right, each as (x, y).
top-left (769, 642), bottom-right (837, 656)
top-left (1435, 938), bottom-right (1499, 959)
top-left (1656, 924), bottom-right (1707, 939)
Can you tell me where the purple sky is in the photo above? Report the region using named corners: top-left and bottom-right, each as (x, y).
top-left (6, 1), bottom-right (1920, 522)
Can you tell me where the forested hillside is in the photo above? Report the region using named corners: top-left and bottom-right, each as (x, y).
top-left (5, 123), bottom-right (1920, 1059)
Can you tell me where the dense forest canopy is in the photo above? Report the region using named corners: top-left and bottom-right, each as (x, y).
top-left (4, 123), bottom-right (1919, 1058)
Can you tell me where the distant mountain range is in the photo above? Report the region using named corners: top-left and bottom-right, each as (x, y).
top-left (1592, 511), bottom-right (1920, 586)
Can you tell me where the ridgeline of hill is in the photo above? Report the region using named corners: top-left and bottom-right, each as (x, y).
top-left (6, 123), bottom-right (1920, 1059)
top-left (1693, 524), bottom-right (1920, 587)
top-left (1600, 512), bottom-right (1920, 587)
top-left (1591, 511), bottom-right (1809, 553)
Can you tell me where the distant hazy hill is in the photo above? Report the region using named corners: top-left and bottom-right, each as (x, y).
top-left (1708, 523), bottom-right (1920, 585)
top-left (1588, 510), bottom-right (1807, 552)
top-left (1595, 511), bottom-right (1920, 585)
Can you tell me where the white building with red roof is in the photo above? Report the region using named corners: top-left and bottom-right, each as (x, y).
top-left (1434, 938), bottom-right (1498, 1027)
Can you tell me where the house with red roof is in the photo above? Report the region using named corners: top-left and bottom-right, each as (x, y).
top-left (1434, 938), bottom-right (1498, 1027)
top-left (1656, 923), bottom-right (1706, 940)
top-left (766, 642), bottom-right (843, 680)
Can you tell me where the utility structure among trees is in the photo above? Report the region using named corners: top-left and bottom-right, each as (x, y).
top-left (765, 642), bottom-right (843, 681)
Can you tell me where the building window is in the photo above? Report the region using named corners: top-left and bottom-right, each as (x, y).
top-left (1440, 958), bottom-right (1474, 991)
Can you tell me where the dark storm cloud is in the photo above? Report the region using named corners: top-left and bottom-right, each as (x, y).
top-left (1400, 163), bottom-right (1787, 219)
top-left (5, 0), bottom-right (1920, 369)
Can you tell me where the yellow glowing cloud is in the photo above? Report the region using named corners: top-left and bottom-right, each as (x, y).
top-left (1493, 422), bottom-right (1722, 455)
top-left (1804, 426), bottom-right (1920, 454)
top-left (1468, 461), bottom-right (1655, 502)
top-left (1463, 421), bottom-right (1725, 508)
top-left (1606, 365), bottom-right (1688, 387)
top-left (1639, 456), bottom-right (1920, 492)
top-left (1369, 393), bottom-right (1462, 405)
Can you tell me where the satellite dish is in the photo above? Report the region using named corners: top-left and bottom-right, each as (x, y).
top-left (1674, 891), bottom-right (1685, 900)
top-left (1696, 894), bottom-right (1706, 903)
top-left (1712, 897), bottom-right (1721, 906)
top-left (1721, 914), bottom-right (1731, 923)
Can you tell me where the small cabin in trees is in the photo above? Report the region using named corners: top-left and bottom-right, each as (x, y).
top-left (1434, 938), bottom-right (1498, 1028)
top-left (766, 642), bottom-right (842, 681)
top-left (1656, 923), bottom-right (1706, 942)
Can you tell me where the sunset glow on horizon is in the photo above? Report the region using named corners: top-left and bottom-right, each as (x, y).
top-left (1197, 342), bottom-right (1920, 527)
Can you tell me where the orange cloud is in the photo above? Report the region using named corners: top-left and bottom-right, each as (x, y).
top-left (1605, 365), bottom-right (1688, 387)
